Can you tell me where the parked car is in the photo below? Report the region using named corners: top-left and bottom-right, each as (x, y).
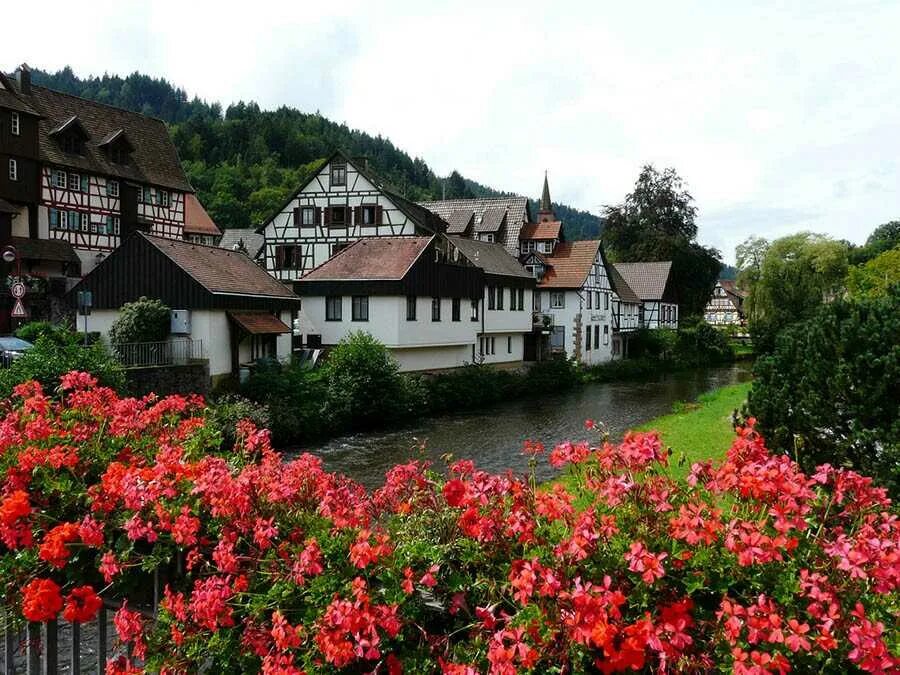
top-left (0, 336), bottom-right (33, 367)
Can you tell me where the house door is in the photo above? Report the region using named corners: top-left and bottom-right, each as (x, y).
top-left (550, 325), bottom-right (565, 351)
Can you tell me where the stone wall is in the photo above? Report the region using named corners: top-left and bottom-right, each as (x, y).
top-left (124, 361), bottom-right (210, 398)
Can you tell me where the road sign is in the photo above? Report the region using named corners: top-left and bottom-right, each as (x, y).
top-left (11, 298), bottom-right (26, 318)
top-left (10, 281), bottom-right (26, 299)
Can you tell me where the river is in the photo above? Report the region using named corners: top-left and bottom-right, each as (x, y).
top-left (302, 363), bottom-right (752, 489)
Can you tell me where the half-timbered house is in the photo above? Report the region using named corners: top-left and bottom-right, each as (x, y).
top-left (0, 64), bottom-right (219, 288)
top-left (704, 279), bottom-right (746, 326)
top-left (257, 150), bottom-right (447, 281)
top-left (613, 261), bottom-right (679, 329)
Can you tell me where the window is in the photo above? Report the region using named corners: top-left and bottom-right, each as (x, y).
top-left (487, 287), bottom-right (495, 310)
top-left (507, 336), bottom-right (512, 353)
top-left (540, 241), bottom-right (552, 253)
top-left (484, 233), bottom-right (494, 243)
top-left (594, 291), bottom-right (600, 308)
top-left (550, 292), bottom-right (565, 309)
top-left (299, 207), bottom-right (314, 225)
top-left (62, 135), bottom-right (83, 154)
top-left (330, 242), bottom-right (349, 257)
top-left (105, 215), bottom-right (120, 235)
top-left (452, 298), bottom-right (461, 321)
top-left (585, 328), bottom-right (591, 352)
top-left (10, 112), bottom-right (19, 136)
top-left (68, 211), bottom-right (81, 231)
top-left (431, 297), bottom-right (441, 321)
top-left (587, 292), bottom-right (592, 310)
top-left (496, 287), bottom-right (504, 310)
top-left (351, 296), bottom-right (369, 321)
top-left (325, 296), bottom-right (342, 321)
top-left (159, 190), bottom-right (170, 208)
top-left (603, 325), bottom-right (609, 345)
top-left (68, 173), bottom-right (80, 192)
top-left (518, 288), bottom-right (525, 311)
top-left (107, 180), bottom-right (119, 197)
top-left (604, 293), bottom-right (609, 310)
top-left (80, 213), bottom-right (89, 232)
top-left (8, 159), bottom-right (17, 181)
top-left (471, 300), bottom-right (479, 321)
top-left (49, 208), bottom-right (59, 229)
top-left (361, 205), bottom-right (377, 225)
top-left (406, 295), bottom-right (417, 321)
top-left (595, 325), bottom-right (600, 349)
top-left (329, 206), bottom-right (347, 227)
top-left (275, 245), bottom-right (301, 269)
top-left (533, 292), bottom-right (541, 312)
top-left (490, 337), bottom-right (495, 354)
top-left (331, 162), bottom-right (347, 186)
top-left (54, 170), bottom-right (67, 189)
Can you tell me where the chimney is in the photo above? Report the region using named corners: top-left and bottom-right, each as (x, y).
top-left (16, 63), bottom-right (31, 94)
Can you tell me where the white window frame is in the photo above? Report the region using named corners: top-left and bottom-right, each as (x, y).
top-left (80, 213), bottom-right (89, 232)
top-left (160, 190), bottom-right (170, 208)
top-left (550, 292), bottom-right (565, 309)
top-left (541, 241), bottom-right (552, 253)
top-left (10, 112), bottom-right (20, 136)
top-left (113, 216), bottom-right (120, 236)
top-left (69, 173), bottom-right (80, 191)
top-left (54, 170), bottom-right (67, 189)
top-left (107, 179), bottom-right (119, 197)
top-left (59, 210), bottom-right (68, 230)
top-left (8, 159), bottom-right (17, 181)
top-left (301, 207), bottom-right (314, 225)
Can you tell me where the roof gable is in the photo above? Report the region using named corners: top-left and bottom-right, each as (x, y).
top-left (537, 240), bottom-right (602, 288)
top-left (419, 196), bottom-right (530, 255)
top-left (612, 261), bottom-right (674, 300)
top-left (183, 194), bottom-right (222, 236)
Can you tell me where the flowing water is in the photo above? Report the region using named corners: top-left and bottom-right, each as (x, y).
top-left (301, 363), bottom-right (752, 489)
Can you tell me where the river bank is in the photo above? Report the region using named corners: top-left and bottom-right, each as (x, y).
top-left (299, 363), bottom-right (752, 488)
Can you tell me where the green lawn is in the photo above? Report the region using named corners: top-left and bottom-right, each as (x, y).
top-left (638, 381), bottom-right (751, 479)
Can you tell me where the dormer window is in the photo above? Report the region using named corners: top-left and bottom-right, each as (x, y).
top-left (61, 135), bottom-right (84, 154)
top-left (331, 162), bottom-right (346, 186)
top-left (50, 116), bottom-right (90, 155)
top-left (10, 112), bottom-right (19, 136)
top-left (98, 129), bottom-right (134, 165)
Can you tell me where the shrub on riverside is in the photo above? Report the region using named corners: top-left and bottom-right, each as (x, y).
top-left (1, 372), bottom-right (898, 673)
top-left (749, 287), bottom-right (900, 496)
top-left (108, 296), bottom-right (171, 345)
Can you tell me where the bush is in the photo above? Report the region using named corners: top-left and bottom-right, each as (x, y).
top-left (320, 331), bottom-right (411, 429)
top-left (525, 353), bottom-right (581, 392)
top-left (425, 364), bottom-right (520, 414)
top-left (673, 320), bottom-right (735, 363)
top-left (15, 320), bottom-right (77, 346)
top-left (0, 335), bottom-right (125, 398)
top-left (108, 296), bottom-right (170, 345)
top-left (749, 287), bottom-right (900, 495)
top-left (627, 328), bottom-right (678, 360)
top-left (1, 373), bottom-right (898, 673)
top-left (207, 395), bottom-right (271, 449)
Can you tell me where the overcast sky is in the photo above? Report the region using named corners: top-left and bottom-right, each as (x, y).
top-left (7, 1), bottom-right (900, 263)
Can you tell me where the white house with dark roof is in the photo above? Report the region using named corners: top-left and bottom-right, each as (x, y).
top-left (613, 261), bottom-right (679, 329)
top-left (257, 150), bottom-right (447, 282)
top-left (294, 236), bottom-right (486, 372)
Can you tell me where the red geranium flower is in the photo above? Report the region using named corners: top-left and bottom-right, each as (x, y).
top-left (22, 578), bottom-right (63, 622)
top-left (443, 478), bottom-right (468, 508)
top-left (63, 585), bottom-right (103, 623)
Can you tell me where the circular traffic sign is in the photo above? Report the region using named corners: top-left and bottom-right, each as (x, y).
top-left (10, 282), bottom-right (26, 299)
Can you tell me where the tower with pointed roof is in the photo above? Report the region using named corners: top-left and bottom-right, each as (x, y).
top-left (538, 171), bottom-right (556, 223)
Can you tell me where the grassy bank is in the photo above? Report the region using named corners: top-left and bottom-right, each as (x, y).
top-left (638, 381), bottom-right (751, 479)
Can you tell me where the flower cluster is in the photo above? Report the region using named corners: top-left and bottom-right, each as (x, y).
top-left (1, 373), bottom-right (898, 673)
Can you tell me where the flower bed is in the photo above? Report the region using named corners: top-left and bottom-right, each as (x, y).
top-left (1, 373), bottom-right (898, 673)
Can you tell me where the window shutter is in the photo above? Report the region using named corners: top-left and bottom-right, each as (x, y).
top-left (375, 205), bottom-right (383, 225)
top-left (324, 207), bottom-right (331, 225)
top-left (344, 206), bottom-right (351, 225)
top-left (275, 246), bottom-right (284, 269)
top-left (353, 206), bottom-right (361, 224)
top-left (293, 207), bottom-right (300, 225)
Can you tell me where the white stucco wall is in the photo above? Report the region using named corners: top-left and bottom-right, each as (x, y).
top-left (393, 344), bottom-right (473, 372)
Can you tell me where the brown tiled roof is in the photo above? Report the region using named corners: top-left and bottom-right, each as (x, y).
top-left (719, 279), bottom-right (748, 298)
top-left (302, 236), bottom-right (432, 281)
top-left (183, 194), bottom-right (222, 236)
top-left (228, 311), bottom-right (291, 334)
top-left (448, 236), bottom-right (532, 279)
top-left (519, 221), bottom-right (562, 240)
top-left (538, 240), bottom-right (602, 288)
top-left (10, 236), bottom-right (81, 265)
top-left (0, 73), bottom-right (40, 115)
top-left (475, 206), bottom-right (507, 233)
top-left (613, 261), bottom-right (673, 300)
top-left (607, 263), bottom-right (641, 304)
top-left (419, 197), bottom-right (532, 256)
top-left (7, 82), bottom-right (192, 192)
top-left (445, 209), bottom-right (474, 234)
top-left (141, 233), bottom-right (296, 298)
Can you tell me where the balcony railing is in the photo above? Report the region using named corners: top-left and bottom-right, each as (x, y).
top-left (113, 338), bottom-right (204, 368)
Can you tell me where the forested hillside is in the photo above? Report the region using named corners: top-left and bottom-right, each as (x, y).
top-left (29, 67), bottom-right (603, 238)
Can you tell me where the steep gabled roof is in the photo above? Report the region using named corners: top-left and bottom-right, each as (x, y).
top-left (301, 236), bottom-right (433, 281)
top-left (9, 236), bottom-right (81, 265)
top-left (7, 81), bottom-right (192, 192)
top-left (475, 206), bottom-right (507, 233)
top-left (538, 240), bottom-right (602, 289)
top-left (419, 196), bottom-right (532, 255)
top-left (445, 209), bottom-right (474, 234)
top-left (448, 236), bottom-right (532, 279)
top-left (607, 262), bottom-right (641, 304)
top-left (183, 194), bottom-right (222, 237)
top-left (519, 221), bottom-right (562, 240)
top-left (613, 261), bottom-right (674, 301)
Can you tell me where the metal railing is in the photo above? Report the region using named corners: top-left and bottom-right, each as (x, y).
top-left (113, 338), bottom-right (203, 368)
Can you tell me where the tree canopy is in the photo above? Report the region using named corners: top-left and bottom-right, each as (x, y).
top-left (603, 165), bottom-right (721, 317)
top-left (847, 247), bottom-right (900, 300)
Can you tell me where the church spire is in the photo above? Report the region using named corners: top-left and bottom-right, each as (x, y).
top-left (540, 170), bottom-right (552, 213)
